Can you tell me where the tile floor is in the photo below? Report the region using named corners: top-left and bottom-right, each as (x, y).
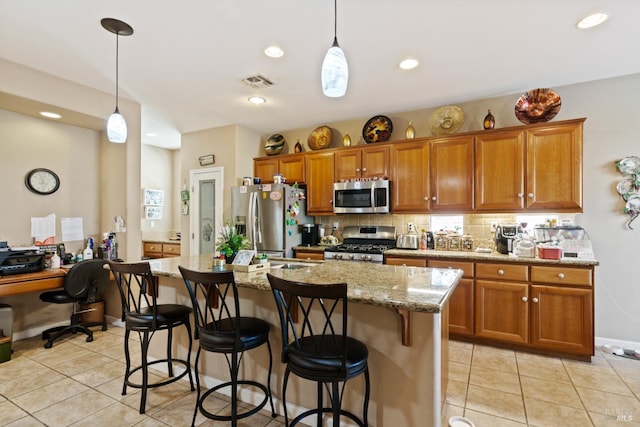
top-left (0, 326), bottom-right (639, 426)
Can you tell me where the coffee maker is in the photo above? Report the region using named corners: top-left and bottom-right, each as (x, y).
top-left (495, 223), bottom-right (523, 254)
top-left (301, 224), bottom-right (319, 246)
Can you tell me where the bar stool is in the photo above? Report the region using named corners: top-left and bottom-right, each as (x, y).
top-left (179, 266), bottom-right (276, 427)
top-left (108, 261), bottom-right (195, 414)
top-left (267, 273), bottom-right (370, 427)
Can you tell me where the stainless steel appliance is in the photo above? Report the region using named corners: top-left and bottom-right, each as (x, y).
top-left (333, 180), bottom-right (390, 214)
top-left (231, 184), bottom-right (311, 258)
top-left (324, 225), bottom-right (396, 263)
top-left (301, 224), bottom-right (319, 246)
top-left (495, 223), bottom-right (523, 254)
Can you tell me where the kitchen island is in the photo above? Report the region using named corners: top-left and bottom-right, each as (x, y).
top-left (143, 255), bottom-right (462, 427)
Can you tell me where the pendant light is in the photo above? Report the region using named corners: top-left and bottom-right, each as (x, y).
top-left (321, 0), bottom-right (348, 97)
top-left (101, 18), bottom-right (134, 143)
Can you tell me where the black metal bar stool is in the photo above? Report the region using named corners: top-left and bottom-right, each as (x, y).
top-left (179, 266), bottom-right (276, 427)
top-left (108, 261), bottom-right (195, 414)
top-left (267, 273), bottom-right (370, 427)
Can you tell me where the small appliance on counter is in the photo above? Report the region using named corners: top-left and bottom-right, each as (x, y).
top-left (513, 235), bottom-right (535, 258)
top-left (495, 223), bottom-right (523, 254)
top-left (301, 224), bottom-right (320, 246)
top-left (533, 226), bottom-right (594, 260)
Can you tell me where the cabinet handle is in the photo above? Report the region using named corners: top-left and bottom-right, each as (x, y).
top-left (558, 273), bottom-right (565, 279)
top-left (517, 193), bottom-right (524, 198)
top-left (532, 297), bottom-right (539, 303)
top-left (424, 196), bottom-right (429, 201)
top-left (497, 269), bottom-right (504, 275)
top-left (356, 168), bottom-right (361, 172)
top-left (150, 246), bottom-right (155, 250)
top-left (521, 296), bottom-right (528, 302)
top-left (528, 193), bottom-right (534, 199)
top-left (362, 167), bottom-right (367, 172)
top-left (431, 196), bottom-right (437, 201)
top-left (330, 200), bottom-right (333, 204)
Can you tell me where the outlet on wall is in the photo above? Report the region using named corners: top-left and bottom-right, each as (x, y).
top-left (333, 221), bottom-right (339, 230)
top-left (407, 222), bottom-right (415, 233)
top-left (490, 221), bottom-right (498, 233)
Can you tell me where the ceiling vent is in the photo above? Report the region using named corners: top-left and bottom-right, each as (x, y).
top-left (241, 74), bottom-right (274, 89)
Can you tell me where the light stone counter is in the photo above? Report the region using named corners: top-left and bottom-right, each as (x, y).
top-left (144, 255), bottom-right (461, 426)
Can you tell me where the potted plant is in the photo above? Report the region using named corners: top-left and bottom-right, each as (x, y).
top-left (215, 222), bottom-right (251, 262)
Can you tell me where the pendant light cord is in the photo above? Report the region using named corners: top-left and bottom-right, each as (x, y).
top-left (115, 31), bottom-right (120, 110)
top-left (333, 0), bottom-right (338, 40)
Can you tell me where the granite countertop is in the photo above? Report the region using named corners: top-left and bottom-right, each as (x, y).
top-left (147, 255), bottom-right (462, 314)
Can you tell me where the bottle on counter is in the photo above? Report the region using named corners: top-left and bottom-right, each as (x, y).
top-left (50, 251), bottom-right (60, 270)
top-left (420, 229), bottom-right (427, 250)
top-left (83, 240), bottom-right (93, 260)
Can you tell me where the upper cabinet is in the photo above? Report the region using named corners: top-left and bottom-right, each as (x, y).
top-left (390, 140), bottom-right (430, 212)
top-left (305, 151), bottom-right (335, 215)
top-left (475, 119), bottom-right (584, 212)
top-left (335, 145), bottom-right (389, 181)
top-left (254, 153), bottom-right (305, 184)
top-left (430, 135), bottom-right (474, 212)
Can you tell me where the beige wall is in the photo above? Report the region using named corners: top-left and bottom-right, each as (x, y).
top-left (140, 144), bottom-right (176, 238)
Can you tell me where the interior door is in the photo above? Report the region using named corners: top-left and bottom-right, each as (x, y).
top-left (189, 167), bottom-right (224, 256)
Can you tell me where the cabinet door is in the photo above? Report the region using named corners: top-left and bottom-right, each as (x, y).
top-left (361, 145), bottom-right (389, 179)
top-left (475, 280), bottom-right (528, 344)
top-left (526, 120), bottom-right (583, 211)
top-left (335, 149), bottom-right (362, 181)
top-left (279, 155), bottom-right (306, 184)
top-left (384, 256), bottom-right (427, 267)
top-left (295, 250), bottom-right (325, 261)
top-left (530, 285), bottom-right (593, 355)
top-left (143, 242), bottom-right (162, 259)
top-left (430, 136), bottom-right (474, 211)
top-left (448, 278), bottom-right (474, 336)
top-left (305, 152), bottom-right (335, 215)
top-left (475, 130), bottom-right (526, 211)
top-left (254, 158), bottom-right (278, 183)
top-left (390, 140), bottom-right (430, 212)
top-left (162, 243), bottom-right (181, 257)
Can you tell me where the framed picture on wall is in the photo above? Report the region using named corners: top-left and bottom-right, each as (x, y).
top-left (145, 206), bottom-right (163, 220)
top-left (144, 189), bottom-right (165, 206)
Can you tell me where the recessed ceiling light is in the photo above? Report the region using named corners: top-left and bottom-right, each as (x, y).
top-left (264, 46), bottom-right (284, 58)
top-left (248, 96), bottom-right (266, 105)
top-left (399, 58), bottom-right (419, 70)
top-left (39, 111), bottom-right (62, 119)
top-left (576, 12), bottom-right (609, 29)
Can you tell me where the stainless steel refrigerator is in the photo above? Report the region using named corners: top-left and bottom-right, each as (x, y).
top-left (231, 183), bottom-right (310, 258)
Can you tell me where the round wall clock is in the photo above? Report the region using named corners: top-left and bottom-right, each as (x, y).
top-left (25, 168), bottom-right (60, 195)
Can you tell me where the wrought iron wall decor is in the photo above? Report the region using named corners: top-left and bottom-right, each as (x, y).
top-left (615, 156), bottom-right (640, 229)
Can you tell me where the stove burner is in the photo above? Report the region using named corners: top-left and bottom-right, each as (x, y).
top-left (325, 243), bottom-right (395, 255)
top-left (323, 225), bottom-right (397, 263)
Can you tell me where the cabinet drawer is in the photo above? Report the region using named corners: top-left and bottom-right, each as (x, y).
top-left (162, 243), bottom-right (181, 257)
top-left (531, 266), bottom-right (592, 287)
top-left (143, 242), bottom-right (162, 256)
top-left (295, 251), bottom-right (325, 261)
top-left (386, 256), bottom-right (427, 267)
top-left (476, 263), bottom-right (529, 281)
top-left (427, 260), bottom-right (474, 277)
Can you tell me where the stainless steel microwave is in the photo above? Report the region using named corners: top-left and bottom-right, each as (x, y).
top-left (333, 180), bottom-right (390, 214)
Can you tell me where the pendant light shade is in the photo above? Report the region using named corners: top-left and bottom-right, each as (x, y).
top-left (322, 0), bottom-right (348, 97)
top-left (101, 18), bottom-right (133, 143)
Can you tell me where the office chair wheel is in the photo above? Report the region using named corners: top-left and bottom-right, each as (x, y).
top-left (86, 335), bottom-right (93, 343)
top-left (44, 341), bottom-right (52, 349)
top-left (101, 324), bottom-right (107, 331)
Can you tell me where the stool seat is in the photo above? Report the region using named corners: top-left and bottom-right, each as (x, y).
top-left (288, 335), bottom-right (368, 380)
top-left (199, 317), bottom-right (270, 352)
top-left (125, 304), bottom-right (192, 329)
top-left (40, 290), bottom-right (78, 304)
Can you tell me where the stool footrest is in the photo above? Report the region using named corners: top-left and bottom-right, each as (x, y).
top-left (124, 359), bottom-right (191, 390)
top-left (198, 380), bottom-right (271, 421)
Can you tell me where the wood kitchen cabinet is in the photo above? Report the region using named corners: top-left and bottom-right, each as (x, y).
top-left (254, 154), bottom-right (305, 184)
top-left (384, 255), bottom-right (427, 267)
top-left (430, 136), bottom-right (474, 211)
top-left (143, 242), bottom-right (181, 259)
top-left (294, 249), bottom-right (325, 261)
top-left (475, 119), bottom-right (584, 212)
top-left (390, 140), bottom-right (430, 212)
top-left (428, 259), bottom-right (474, 336)
top-left (335, 146), bottom-right (389, 181)
top-left (305, 151), bottom-right (335, 215)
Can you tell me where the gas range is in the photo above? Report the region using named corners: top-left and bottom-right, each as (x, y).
top-left (323, 225), bottom-right (396, 263)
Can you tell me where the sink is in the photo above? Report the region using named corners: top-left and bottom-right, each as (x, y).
top-left (270, 262), bottom-right (319, 270)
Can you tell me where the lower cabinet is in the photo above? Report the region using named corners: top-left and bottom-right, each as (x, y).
top-left (143, 242), bottom-right (181, 259)
top-left (384, 255), bottom-right (427, 267)
top-left (427, 259), bottom-right (474, 336)
top-left (475, 280), bottom-right (529, 344)
top-left (294, 249), bottom-right (325, 261)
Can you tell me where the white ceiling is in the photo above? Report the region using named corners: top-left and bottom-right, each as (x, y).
top-left (1, 1), bottom-right (639, 150)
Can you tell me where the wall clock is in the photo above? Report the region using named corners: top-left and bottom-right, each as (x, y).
top-left (25, 168), bottom-right (60, 195)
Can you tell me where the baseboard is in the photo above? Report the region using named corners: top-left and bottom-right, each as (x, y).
top-left (595, 336), bottom-right (640, 352)
top-left (13, 321), bottom-right (69, 341)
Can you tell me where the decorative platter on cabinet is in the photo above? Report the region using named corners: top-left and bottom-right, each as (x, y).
top-left (514, 88), bottom-right (562, 124)
top-left (308, 125), bottom-right (333, 150)
top-left (265, 134), bottom-right (286, 155)
top-left (362, 115), bottom-right (393, 143)
top-left (429, 105), bottom-right (464, 136)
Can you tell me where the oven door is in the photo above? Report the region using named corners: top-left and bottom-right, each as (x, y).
top-left (333, 180), bottom-right (390, 214)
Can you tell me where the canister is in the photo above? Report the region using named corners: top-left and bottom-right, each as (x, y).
top-left (461, 234), bottom-right (474, 251)
top-left (447, 233), bottom-right (462, 251)
top-left (434, 231), bottom-right (448, 250)
top-left (242, 176), bottom-right (252, 186)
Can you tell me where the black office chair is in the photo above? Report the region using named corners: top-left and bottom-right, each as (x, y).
top-left (179, 266), bottom-right (276, 427)
top-left (39, 259), bottom-right (109, 349)
top-left (108, 261), bottom-right (195, 414)
top-left (267, 273), bottom-right (370, 427)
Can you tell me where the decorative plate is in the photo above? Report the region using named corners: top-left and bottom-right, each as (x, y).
top-left (514, 88), bottom-right (562, 124)
top-left (616, 156), bottom-right (640, 175)
top-left (265, 134), bottom-right (286, 155)
top-left (308, 126), bottom-right (333, 150)
top-left (617, 177), bottom-right (639, 201)
top-left (362, 115), bottom-right (393, 143)
top-left (429, 105), bottom-right (464, 136)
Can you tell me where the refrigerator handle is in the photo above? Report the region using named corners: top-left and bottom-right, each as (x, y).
top-left (247, 191), bottom-right (255, 247)
top-left (255, 192), bottom-right (262, 246)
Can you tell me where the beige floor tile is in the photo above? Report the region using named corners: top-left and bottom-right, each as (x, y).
top-left (448, 360), bottom-right (471, 383)
top-left (72, 358), bottom-right (126, 388)
top-left (442, 403), bottom-right (464, 424)
top-left (472, 345), bottom-right (518, 373)
top-left (3, 415), bottom-right (45, 427)
top-left (0, 356), bottom-right (44, 381)
top-left (590, 410), bottom-right (640, 426)
top-left (465, 384), bottom-right (526, 423)
top-left (0, 400), bottom-right (29, 425)
top-left (463, 408), bottom-right (527, 426)
top-left (449, 342), bottom-right (473, 365)
top-left (608, 356), bottom-right (640, 378)
top-left (120, 381), bottom-right (195, 415)
top-left (469, 365), bottom-right (521, 395)
top-left (69, 401), bottom-right (149, 427)
top-left (11, 377), bottom-right (89, 413)
top-left (516, 354), bottom-right (572, 384)
top-left (563, 352), bottom-right (614, 374)
top-left (623, 373), bottom-right (640, 399)
top-left (567, 367), bottom-right (634, 396)
top-left (46, 351), bottom-right (114, 377)
top-left (577, 386), bottom-right (640, 417)
top-left (445, 379), bottom-right (468, 407)
top-left (520, 375), bottom-right (583, 409)
top-left (0, 365), bottom-right (66, 399)
top-left (131, 418), bottom-right (172, 426)
top-left (524, 397), bottom-right (593, 427)
top-left (31, 389), bottom-right (116, 427)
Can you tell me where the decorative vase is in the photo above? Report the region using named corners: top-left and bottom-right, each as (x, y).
top-left (483, 109), bottom-right (495, 130)
top-left (342, 132), bottom-right (351, 146)
top-left (294, 139), bottom-right (302, 153)
top-left (405, 121), bottom-right (415, 139)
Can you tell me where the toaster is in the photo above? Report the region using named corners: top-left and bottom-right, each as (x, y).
top-left (396, 234), bottom-right (419, 249)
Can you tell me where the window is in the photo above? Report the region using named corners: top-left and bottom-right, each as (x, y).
top-left (515, 214), bottom-right (558, 235)
top-left (431, 215), bottom-right (463, 234)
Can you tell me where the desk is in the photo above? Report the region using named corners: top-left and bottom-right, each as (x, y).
top-left (0, 270), bottom-right (65, 297)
